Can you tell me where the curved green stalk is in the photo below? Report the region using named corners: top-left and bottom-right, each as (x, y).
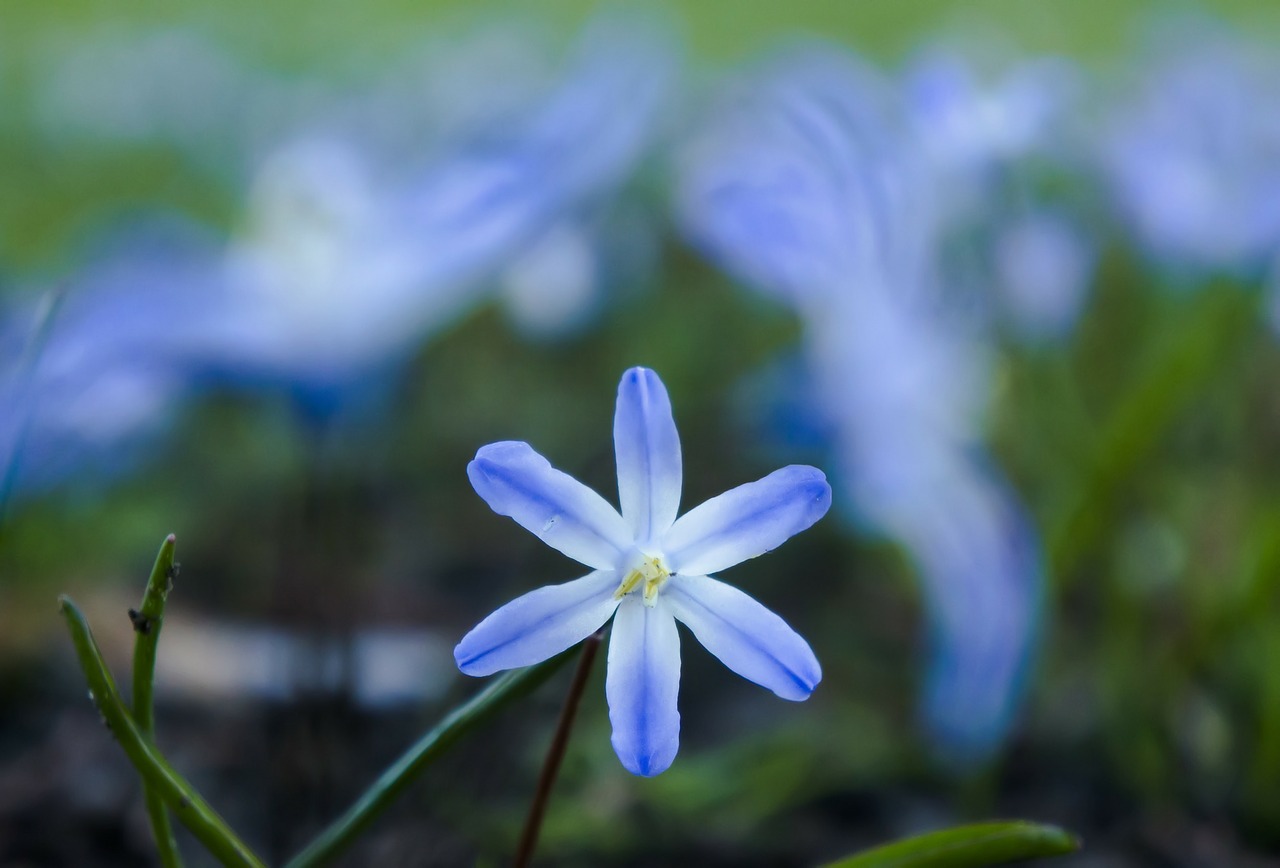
top-left (283, 647), bottom-right (577, 868)
top-left (59, 595), bottom-right (268, 868)
top-left (131, 535), bottom-right (182, 868)
top-left (822, 820), bottom-right (1080, 868)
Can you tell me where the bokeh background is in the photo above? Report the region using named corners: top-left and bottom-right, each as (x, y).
top-left (4, 1), bottom-right (1280, 865)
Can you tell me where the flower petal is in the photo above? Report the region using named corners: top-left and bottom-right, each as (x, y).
top-left (614, 367), bottom-right (682, 545)
top-left (455, 570), bottom-right (620, 676)
top-left (606, 596), bottom-right (681, 776)
top-left (665, 574), bottom-right (820, 700)
top-left (468, 441), bottom-right (632, 569)
top-left (662, 465), bottom-right (831, 576)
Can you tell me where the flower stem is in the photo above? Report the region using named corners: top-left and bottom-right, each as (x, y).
top-left (131, 534), bottom-right (182, 868)
top-left (58, 595), bottom-right (268, 868)
top-left (282, 646), bottom-right (577, 868)
top-left (513, 629), bottom-right (604, 868)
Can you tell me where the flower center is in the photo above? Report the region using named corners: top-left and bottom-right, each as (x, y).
top-left (614, 554), bottom-right (671, 608)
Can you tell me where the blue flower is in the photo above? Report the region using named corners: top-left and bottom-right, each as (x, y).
top-left (454, 367), bottom-right (830, 776)
top-left (0, 222), bottom-right (214, 499)
top-left (677, 44), bottom-right (1043, 762)
top-left (192, 15), bottom-right (674, 412)
top-left (903, 50), bottom-right (1079, 184)
top-left (992, 211), bottom-right (1096, 344)
top-left (1100, 22), bottom-right (1280, 276)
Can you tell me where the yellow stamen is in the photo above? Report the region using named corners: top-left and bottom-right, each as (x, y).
top-left (614, 569), bottom-right (643, 599)
top-left (615, 555), bottom-right (670, 607)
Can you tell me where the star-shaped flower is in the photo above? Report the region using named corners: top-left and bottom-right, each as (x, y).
top-left (455, 367), bottom-right (831, 775)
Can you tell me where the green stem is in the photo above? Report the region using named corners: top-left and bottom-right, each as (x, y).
top-left (131, 534), bottom-right (183, 868)
top-left (283, 647), bottom-right (578, 868)
top-left (59, 595), bottom-right (268, 868)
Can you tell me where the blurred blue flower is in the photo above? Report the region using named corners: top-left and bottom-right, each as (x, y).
top-left (455, 367), bottom-right (830, 776)
top-left (891, 455), bottom-right (1043, 758)
top-left (3, 11), bottom-right (677, 503)
top-left (192, 14), bottom-right (674, 412)
top-left (498, 221), bottom-right (601, 339)
top-left (497, 203), bottom-right (663, 342)
top-left (901, 48), bottom-right (1096, 343)
top-left (678, 44), bottom-right (1042, 761)
top-left (196, 135), bottom-right (439, 406)
top-left (1101, 24), bottom-right (1280, 276)
top-left (903, 49), bottom-right (1079, 178)
top-left (678, 48), bottom-right (913, 308)
top-left (0, 228), bottom-right (212, 499)
top-left (991, 210), bottom-right (1096, 344)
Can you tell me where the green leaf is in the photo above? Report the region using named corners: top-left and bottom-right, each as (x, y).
top-left (59, 594), bottom-right (268, 868)
top-left (822, 820), bottom-right (1080, 868)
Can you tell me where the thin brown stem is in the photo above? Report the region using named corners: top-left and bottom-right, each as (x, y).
top-left (513, 630), bottom-right (604, 868)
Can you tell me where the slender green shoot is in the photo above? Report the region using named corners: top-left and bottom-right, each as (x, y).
top-left (283, 647), bottom-right (577, 868)
top-left (59, 594), bottom-right (268, 868)
top-left (130, 534), bottom-right (183, 868)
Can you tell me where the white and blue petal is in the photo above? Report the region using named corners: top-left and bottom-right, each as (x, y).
top-left (663, 465), bottom-right (831, 577)
top-left (665, 574), bottom-right (820, 701)
top-left (468, 441), bottom-right (633, 570)
top-left (614, 367), bottom-right (683, 546)
top-left (606, 596), bottom-right (681, 776)
top-left (455, 570), bottom-right (620, 676)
